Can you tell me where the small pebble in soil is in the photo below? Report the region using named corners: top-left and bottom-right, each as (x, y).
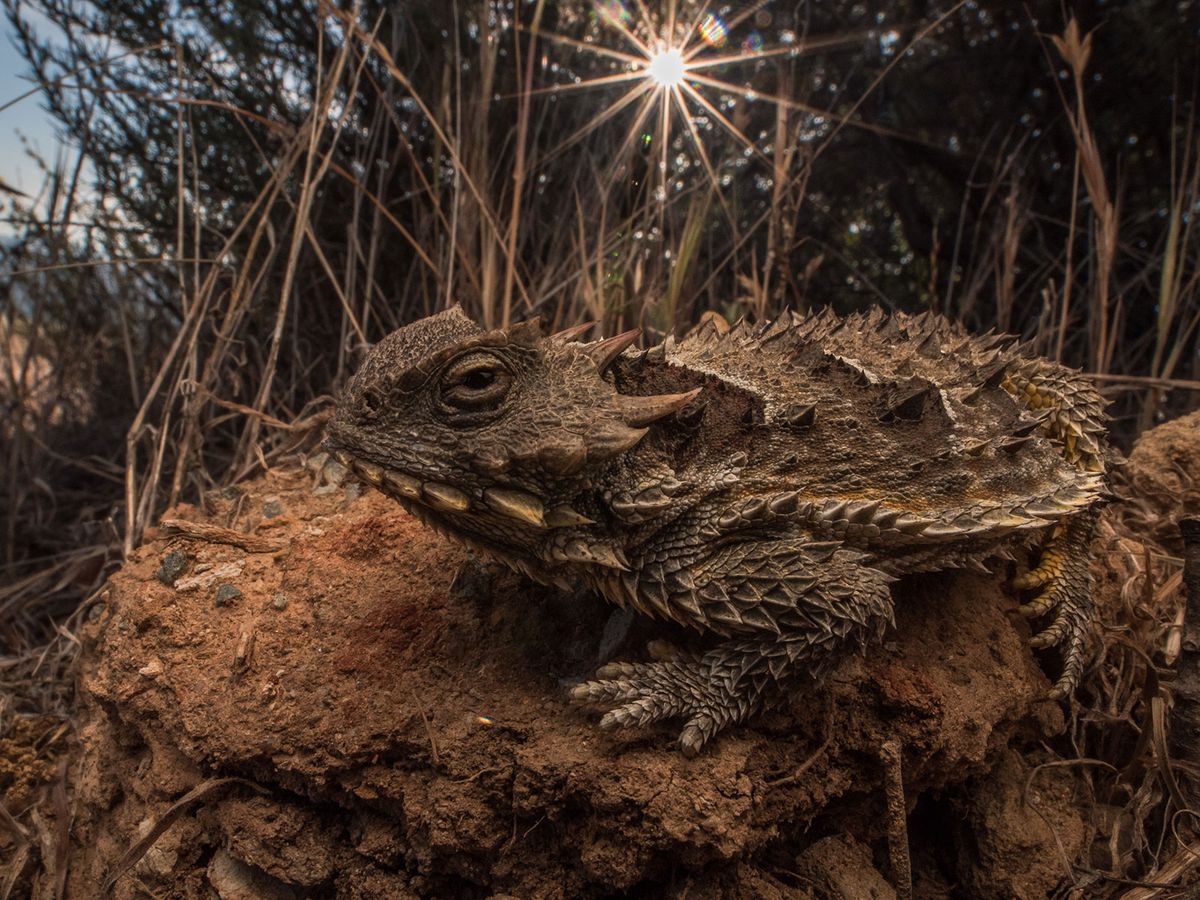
top-left (262, 495), bottom-right (285, 518)
top-left (204, 484), bottom-right (244, 510)
top-left (138, 658), bottom-right (164, 678)
top-left (271, 593), bottom-right (288, 611)
top-left (323, 459), bottom-right (348, 487)
top-left (214, 583), bottom-right (243, 607)
top-left (155, 550), bottom-right (189, 586)
top-left (305, 451), bottom-right (329, 473)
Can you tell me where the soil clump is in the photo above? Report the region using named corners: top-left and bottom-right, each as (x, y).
top-left (57, 413), bottom-right (1200, 897)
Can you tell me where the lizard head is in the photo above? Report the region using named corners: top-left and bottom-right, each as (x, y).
top-left (324, 306), bottom-right (699, 565)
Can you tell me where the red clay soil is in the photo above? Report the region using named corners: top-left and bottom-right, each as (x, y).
top-left (60, 432), bottom-right (1187, 897)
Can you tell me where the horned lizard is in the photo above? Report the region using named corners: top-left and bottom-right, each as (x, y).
top-left (325, 307), bottom-right (1108, 755)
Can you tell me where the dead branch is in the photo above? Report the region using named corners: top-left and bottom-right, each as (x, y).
top-left (158, 518), bottom-right (282, 554)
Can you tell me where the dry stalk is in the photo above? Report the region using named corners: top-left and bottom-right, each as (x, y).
top-left (1051, 19), bottom-right (1119, 375)
top-left (157, 519), bottom-right (282, 554)
top-left (1171, 519), bottom-right (1200, 774)
top-left (880, 741), bottom-right (912, 900)
top-left (236, 7), bottom-right (362, 469)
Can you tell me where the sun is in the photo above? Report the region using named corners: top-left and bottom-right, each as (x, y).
top-left (646, 47), bottom-right (686, 89)
top-left (526, 1), bottom-right (822, 200)
top-left (524, 1), bottom-right (942, 208)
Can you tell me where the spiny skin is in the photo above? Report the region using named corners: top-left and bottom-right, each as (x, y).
top-left (324, 306), bottom-right (1109, 756)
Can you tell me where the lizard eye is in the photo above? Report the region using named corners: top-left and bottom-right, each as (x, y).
top-left (441, 354), bottom-right (513, 411)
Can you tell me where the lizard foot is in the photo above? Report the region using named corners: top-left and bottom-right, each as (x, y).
top-left (569, 658), bottom-right (753, 756)
top-left (1013, 509), bottom-right (1098, 698)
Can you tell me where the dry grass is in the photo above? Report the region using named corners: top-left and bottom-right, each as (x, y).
top-left (0, 3), bottom-right (1198, 894)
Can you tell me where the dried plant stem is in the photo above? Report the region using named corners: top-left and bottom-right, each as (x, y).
top-left (1051, 19), bottom-right (1119, 375)
top-left (157, 519), bottom-right (282, 554)
top-left (238, 13), bottom-right (356, 466)
top-left (1171, 519), bottom-right (1200, 770)
top-left (880, 741), bottom-right (912, 900)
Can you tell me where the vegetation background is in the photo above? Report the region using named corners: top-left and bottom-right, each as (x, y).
top-left (0, 0), bottom-right (1198, 883)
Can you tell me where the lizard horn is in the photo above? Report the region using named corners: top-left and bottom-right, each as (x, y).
top-left (545, 505), bottom-right (595, 527)
top-left (483, 488), bottom-right (546, 528)
top-left (616, 388), bottom-right (703, 427)
top-left (585, 423), bottom-right (649, 460)
top-left (551, 321), bottom-right (596, 343)
top-left (584, 328), bottom-right (641, 372)
top-left (551, 538), bottom-right (630, 571)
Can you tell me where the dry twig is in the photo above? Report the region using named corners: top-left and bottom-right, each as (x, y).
top-left (158, 518), bottom-right (282, 554)
top-left (880, 741), bottom-right (912, 900)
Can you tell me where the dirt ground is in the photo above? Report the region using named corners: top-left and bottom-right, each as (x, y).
top-left (12, 415), bottom-right (1195, 897)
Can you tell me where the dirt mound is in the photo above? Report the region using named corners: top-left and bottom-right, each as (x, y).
top-left (59, 455), bottom-right (1103, 898)
top-left (69, 399), bottom-right (1200, 898)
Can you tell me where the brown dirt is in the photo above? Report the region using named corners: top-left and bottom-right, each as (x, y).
top-left (59, 459), bottom-right (1098, 899)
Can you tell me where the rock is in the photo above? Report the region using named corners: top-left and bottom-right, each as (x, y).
top-left (794, 835), bottom-right (897, 900)
top-left (950, 749), bottom-right (1087, 900)
top-left (303, 451), bottom-right (329, 474)
top-left (155, 550), bottom-right (189, 586)
top-left (202, 486), bottom-right (246, 523)
top-left (139, 658), bottom-right (164, 678)
top-left (596, 608), bottom-right (636, 663)
top-left (135, 816), bottom-right (180, 878)
top-left (175, 560), bottom-right (244, 593)
top-left (207, 796), bottom-right (337, 888)
top-left (322, 459), bottom-right (348, 488)
top-left (262, 495), bottom-right (285, 518)
top-left (214, 584), bottom-right (243, 607)
top-left (271, 592), bottom-right (288, 611)
top-left (207, 849), bottom-right (297, 900)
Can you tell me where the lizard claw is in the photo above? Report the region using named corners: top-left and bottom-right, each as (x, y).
top-left (1014, 511), bottom-right (1097, 698)
top-left (678, 715), bottom-right (720, 757)
top-left (570, 659), bottom-right (745, 755)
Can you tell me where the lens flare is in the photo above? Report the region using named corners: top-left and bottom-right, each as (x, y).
top-left (698, 13), bottom-right (728, 48)
top-left (593, 0), bottom-right (632, 29)
top-left (742, 31), bottom-right (765, 53)
top-left (529, 0), bottom-right (925, 216)
top-left (646, 47), bottom-right (686, 88)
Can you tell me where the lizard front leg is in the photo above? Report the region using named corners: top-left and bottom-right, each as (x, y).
top-left (1013, 507), bottom-right (1099, 697)
top-left (571, 642), bottom-right (769, 756)
top-left (571, 540), bottom-right (895, 755)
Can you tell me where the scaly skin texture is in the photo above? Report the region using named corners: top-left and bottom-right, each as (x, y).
top-left (324, 307), bottom-right (1109, 755)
